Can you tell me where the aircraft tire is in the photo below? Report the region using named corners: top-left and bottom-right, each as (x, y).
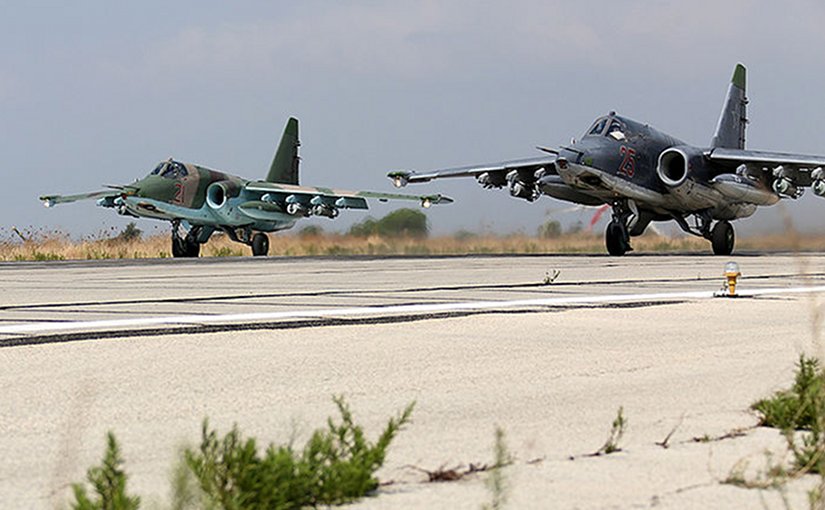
top-left (711, 221), bottom-right (735, 255)
top-left (171, 237), bottom-right (186, 258)
top-left (605, 221), bottom-right (629, 256)
top-left (171, 236), bottom-right (200, 258)
top-left (184, 238), bottom-right (200, 257)
top-left (251, 233), bottom-right (269, 256)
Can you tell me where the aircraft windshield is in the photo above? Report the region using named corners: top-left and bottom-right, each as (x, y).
top-left (587, 117), bottom-right (608, 136)
top-left (606, 120), bottom-right (626, 140)
top-left (585, 115), bottom-right (629, 140)
top-left (150, 161), bottom-right (188, 179)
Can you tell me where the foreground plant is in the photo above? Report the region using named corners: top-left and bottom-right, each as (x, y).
top-left (185, 396), bottom-right (414, 509)
top-left (481, 427), bottom-right (513, 510)
top-left (729, 354), bottom-right (825, 501)
top-left (752, 354), bottom-right (824, 431)
top-left (751, 354), bottom-right (825, 476)
top-left (594, 406), bottom-right (627, 456)
top-left (71, 432), bottom-right (140, 510)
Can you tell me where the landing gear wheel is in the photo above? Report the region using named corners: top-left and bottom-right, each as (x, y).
top-left (605, 220), bottom-right (630, 256)
top-left (171, 236), bottom-right (200, 258)
top-left (711, 220), bottom-right (735, 255)
top-left (251, 233), bottom-right (269, 256)
top-left (171, 236), bottom-right (186, 258)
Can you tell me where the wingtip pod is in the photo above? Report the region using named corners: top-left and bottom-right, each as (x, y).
top-left (420, 194), bottom-right (454, 208)
top-left (388, 171), bottom-right (410, 188)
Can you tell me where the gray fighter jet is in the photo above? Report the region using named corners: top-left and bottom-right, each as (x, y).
top-left (389, 64), bottom-right (825, 255)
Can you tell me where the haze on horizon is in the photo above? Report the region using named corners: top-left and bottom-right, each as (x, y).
top-left (2, 1), bottom-right (825, 240)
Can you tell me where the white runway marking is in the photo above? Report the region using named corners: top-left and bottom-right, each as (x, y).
top-left (2, 285), bottom-right (825, 336)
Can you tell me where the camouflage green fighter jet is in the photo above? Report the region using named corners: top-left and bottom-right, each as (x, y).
top-left (40, 118), bottom-right (452, 257)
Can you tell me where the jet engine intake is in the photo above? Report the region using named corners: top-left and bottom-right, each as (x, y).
top-left (656, 146), bottom-right (720, 210)
top-left (206, 181), bottom-right (241, 210)
top-left (657, 148), bottom-right (690, 187)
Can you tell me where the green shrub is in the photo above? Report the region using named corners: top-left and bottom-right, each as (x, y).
top-left (71, 432), bottom-right (140, 510)
top-left (114, 223), bottom-right (143, 242)
top-left (377, 208), bottom-right (428, 238)
top-left (348, 209), bottom-right (428, 238)
top-left (297, 225), bottom-right (324, 238)
top-left (537, 220), bottom-right (562, 239)
top-left (185, 397), bottom-right (414, 509)
top-left (752, 354), bottom-right (824, 430)
top-left (348, 217), bottom-right (379, 237)
top-left (751, 354), bottom-right (825, 475)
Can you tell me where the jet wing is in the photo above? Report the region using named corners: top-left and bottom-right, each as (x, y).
top-left (706, 148), bottom-right (825, 187)
top-left (244, 181), bottom-right (453, 210)
top-left (707, 148), bottom-right (825, 168)
top-left (39, 190), bottom-right (120, 208)
top-left (388, 156), bottom-right (558, 188)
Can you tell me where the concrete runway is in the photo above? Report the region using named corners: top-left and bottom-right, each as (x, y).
top-left (2, 254), bottom-right (825, 508)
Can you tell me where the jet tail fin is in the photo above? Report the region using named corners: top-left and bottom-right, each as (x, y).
top-left (266, 117), bottom-right (300, 184)
top-left (711, 63), bottom-right (748, 150)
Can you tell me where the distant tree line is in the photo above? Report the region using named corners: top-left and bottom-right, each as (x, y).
top-left (299, 208), bottom-right (429, 239)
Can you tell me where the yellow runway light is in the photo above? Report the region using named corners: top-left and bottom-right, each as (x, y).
top-left (724, 261), bottom-right (741, 297)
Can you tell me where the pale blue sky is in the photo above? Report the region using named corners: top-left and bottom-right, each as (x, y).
top-left (3, 1), bottom-right (825, 239)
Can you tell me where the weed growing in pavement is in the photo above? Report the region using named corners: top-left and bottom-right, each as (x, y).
top-left (750, 354), bottom-right (825, 479)
top-left (542, 269), bottom-right (560, 285)
top-left (168, 449), bottom-right (215, 510)
top-left (185, 397), bottom-right (414, 508)
top-left (69, 397), bottom-right (413, 509)
top-left (726, 353), bottom-right (825, 503)
top-left (593, 406), bottom-right (627, 456)
top-left (70, 432), bottom-right (141, 510)
top-left (481, 427), bottom-right (513, 510)
top-left (752, 355), bottom-right (824, 432)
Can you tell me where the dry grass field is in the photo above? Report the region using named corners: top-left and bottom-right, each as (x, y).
top-left (1, 226), bottom-right (824, 261)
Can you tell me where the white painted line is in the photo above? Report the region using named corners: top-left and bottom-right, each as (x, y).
top-left (2, 285), bottom-right (825, 336)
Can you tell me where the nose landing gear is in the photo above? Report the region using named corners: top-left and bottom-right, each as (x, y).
top-left (171, 221), bottom-right (201, 258)
top-left (604, 201), bottom-right (636, 256)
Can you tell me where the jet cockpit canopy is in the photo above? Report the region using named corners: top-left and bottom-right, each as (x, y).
top-left (585, 113), bottom-right (627, 141)
top-left (150, 160), bottom-right (189, 179)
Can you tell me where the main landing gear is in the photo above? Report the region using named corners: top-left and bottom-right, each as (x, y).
top-left (251, 233), bottom-right (269, 256)
top-left (673, 211), bottom-right (735, 256)
top-left (223, 227), bottom-right (270, 257)
top-left (710, 220), bottom-right (735, 256)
